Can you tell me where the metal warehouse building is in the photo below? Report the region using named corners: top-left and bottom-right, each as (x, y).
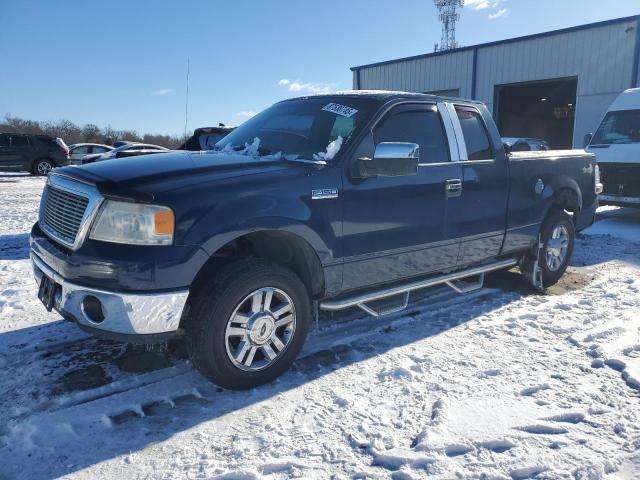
top-left (351, 15), bottom-right (640, 149)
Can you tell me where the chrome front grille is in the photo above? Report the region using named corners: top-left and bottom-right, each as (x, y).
top-left (43, 186), bottom-right (90, 244)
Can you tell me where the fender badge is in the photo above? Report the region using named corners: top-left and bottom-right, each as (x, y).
top-left (582, 164), bottom-right (594, 175)
top-left (535, 179), bottom-right (545, 195)
top-left (312, 188), bottom-right (339, 200)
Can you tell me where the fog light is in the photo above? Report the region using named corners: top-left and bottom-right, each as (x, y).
top-left (82, 295), bottom-right (105, 323)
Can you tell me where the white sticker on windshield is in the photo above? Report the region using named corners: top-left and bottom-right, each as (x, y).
top-left (322, 103), bottom-right (358, 118)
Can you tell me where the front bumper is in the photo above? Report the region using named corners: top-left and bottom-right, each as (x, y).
top-left (31, 250), bottom-right (189, 342)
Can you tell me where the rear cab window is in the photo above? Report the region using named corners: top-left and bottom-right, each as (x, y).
top-left (455, 106), bottom-right (493, 160)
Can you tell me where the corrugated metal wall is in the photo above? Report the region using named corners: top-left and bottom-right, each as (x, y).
top-left (353, 17), bottom-right (640, 147)
top-left (357, 50), bottom-right (475, 97)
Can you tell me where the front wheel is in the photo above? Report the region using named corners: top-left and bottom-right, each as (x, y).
top-left (538, 210), bottom-right (575, 286)
top-left (186, 259), bottom-right (310, 390)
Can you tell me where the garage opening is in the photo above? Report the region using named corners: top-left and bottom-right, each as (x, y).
top-left (495, 77), bottom-right (577, 149)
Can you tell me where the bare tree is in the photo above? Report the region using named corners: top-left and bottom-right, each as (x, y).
top-left (0, 114), bottom-right (183, 148)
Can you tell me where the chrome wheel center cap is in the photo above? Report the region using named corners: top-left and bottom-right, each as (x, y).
top-left (248, 315), bottom-right (275, 345)
top-left (547, 239), bottom-right (562, 257)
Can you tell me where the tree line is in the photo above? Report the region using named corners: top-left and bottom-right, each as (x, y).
top-left (1, 114), bottom-right (185, 149)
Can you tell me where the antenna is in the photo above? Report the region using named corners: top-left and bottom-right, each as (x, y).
top-left (183, 58), bottom-right (190, 140)
top-left (434, 0), bottom-right (464, 52)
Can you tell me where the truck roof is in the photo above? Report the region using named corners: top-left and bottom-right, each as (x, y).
top-left (285, 90), bottom-right (483, 106)
top-left (610, 88), bottom-right (640, 112)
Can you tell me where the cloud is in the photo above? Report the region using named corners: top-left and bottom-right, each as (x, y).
top-left (151, 88), bottom-right (172, 96)
top-left (236, 110), bottom-right (257, 118)
top-left (465, 0), bottom-right (497, 10)
top-left (277, 78), bottom-right (337, 94)
top-left (489, 8), bottom-right (508, 19)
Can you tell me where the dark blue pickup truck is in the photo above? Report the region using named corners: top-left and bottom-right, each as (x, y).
top-left (30, 92), bottom-right (600, 389)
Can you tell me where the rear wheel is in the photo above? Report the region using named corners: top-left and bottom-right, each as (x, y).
top-left (186, 258), bottom-right (310, 390)
top-left (538, 210), bottom-right (575, 286)
top-left (32, 159), bottom-right (54, 176)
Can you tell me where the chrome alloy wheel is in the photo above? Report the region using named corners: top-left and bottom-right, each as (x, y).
top-left (37, 161), bottom-right (53, 175)
top-left (546, 225), bottom-right (569, 272)
top-left (224, 287), bottom-right (296, 371)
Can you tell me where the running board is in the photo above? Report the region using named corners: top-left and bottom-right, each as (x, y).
top-left (319, 258), bottom-right (518, 317)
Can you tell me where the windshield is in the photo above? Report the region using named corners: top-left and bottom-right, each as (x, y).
top-left (214, 97), bottom-right (377, 162)
top-left (592, 110), bottom-right (640, 145)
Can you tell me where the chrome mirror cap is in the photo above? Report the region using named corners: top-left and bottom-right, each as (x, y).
top-left (373, 142), bottom-right (420, 161)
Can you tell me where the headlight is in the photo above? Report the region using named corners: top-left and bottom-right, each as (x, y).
top-left (90, 200), bottom-right (174, 246)
top-left (594, 164), bottom-right (603, 194)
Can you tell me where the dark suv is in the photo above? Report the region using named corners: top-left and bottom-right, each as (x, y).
top-left (179, 126), bottom-right (234, 151)
top-left (0, 133), bottom-right (70, 175)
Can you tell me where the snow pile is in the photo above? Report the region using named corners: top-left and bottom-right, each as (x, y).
top-left (1, 177), bottom-right (640, 479)
top-left (313, 135), bottom-right (343, 161)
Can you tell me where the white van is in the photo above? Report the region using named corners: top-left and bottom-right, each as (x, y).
top-left (587, 88), bottom-right (640, 207)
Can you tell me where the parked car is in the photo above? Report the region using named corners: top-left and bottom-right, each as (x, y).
top-left (76, 143), bottom-right (169, 164)
top-left (0, 133), bottom-right (70, 175)
top-left (30, 92), bottom-right (599, 390)
top-left (586, 87), bottom-right (640, 208)
top-left (69, 143), bottom-right (113, 164)
top-left (179, 126), bottom-right (235, 151)
top-left (502, 137), bottom-right (550, 152)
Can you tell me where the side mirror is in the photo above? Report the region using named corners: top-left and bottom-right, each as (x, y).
top-left (354, 142), bottom-right (419, 178)
top-left (503, 142), bottom-right (513, 155)
top-left (583, 133), bottom-right (593, 148)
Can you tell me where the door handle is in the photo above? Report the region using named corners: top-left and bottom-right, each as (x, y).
top-left (445, 179), bottom-right (463, 197)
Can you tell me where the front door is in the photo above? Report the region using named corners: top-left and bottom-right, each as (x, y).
top-left (341, 103), bottom-right (463, 292)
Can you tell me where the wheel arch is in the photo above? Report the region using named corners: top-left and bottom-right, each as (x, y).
top-left (541, 176), bottom-right (583, 221)
top-left (183, 229), bottom-right (325, 327)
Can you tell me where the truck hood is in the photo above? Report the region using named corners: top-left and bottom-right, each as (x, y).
top-left (55, 151), bottom-right (298, 202)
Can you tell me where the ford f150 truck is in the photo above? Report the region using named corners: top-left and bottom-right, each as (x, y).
top-left (30, 92), bottom-right (600, 390)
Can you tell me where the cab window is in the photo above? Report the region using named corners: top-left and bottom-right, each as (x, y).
top-left (455, 107), bottom-right (493, 160)
top-left (374, 105), bottom-right (450, 164)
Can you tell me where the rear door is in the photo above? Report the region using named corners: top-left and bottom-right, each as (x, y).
top-left (341, 102), bottom-right (463, 291)
top-left (446, 103), bottom-right (509, 267)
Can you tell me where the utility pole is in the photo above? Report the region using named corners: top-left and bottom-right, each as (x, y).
top-left (184, 58), bottom-right (190, 140)
top-left (434, 0), bottom-right (464, 52)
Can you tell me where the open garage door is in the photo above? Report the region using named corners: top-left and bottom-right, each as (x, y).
top-left (495, 77), bottom-right (577, 150)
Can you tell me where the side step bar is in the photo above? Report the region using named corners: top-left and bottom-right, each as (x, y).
top-left (319, 258), bottom-right (518, 317)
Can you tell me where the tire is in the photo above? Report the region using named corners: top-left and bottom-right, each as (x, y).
top-left (32, 158), bottom-right (54, 176)
top-left (538, 209), bottom-right (575, 286)
top-left (186, 258), bottom-right (311, 390)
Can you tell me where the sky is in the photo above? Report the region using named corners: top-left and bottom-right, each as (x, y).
top-left (0, 0), bottom-right (638, 137)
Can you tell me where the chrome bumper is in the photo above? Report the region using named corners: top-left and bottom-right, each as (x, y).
top-left (31, 251), bottom-right (189, 336)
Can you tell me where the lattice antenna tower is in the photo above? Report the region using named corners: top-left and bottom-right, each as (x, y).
top-left (434, 0), bottom-right (464, 52)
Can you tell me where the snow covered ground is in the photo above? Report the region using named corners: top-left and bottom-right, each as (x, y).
top-left (1, 172), bottom-right (639, 480)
